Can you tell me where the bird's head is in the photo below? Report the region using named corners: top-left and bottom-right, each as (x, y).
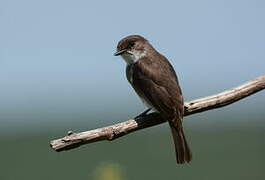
top-left (114, 35), bottom-right (149, 64)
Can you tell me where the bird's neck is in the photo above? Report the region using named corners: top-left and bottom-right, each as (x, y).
top-left (122, 50), bottom-right (147, 65)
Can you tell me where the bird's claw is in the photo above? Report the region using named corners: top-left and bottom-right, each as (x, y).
top-left (134, 108), bottom-right (152, 119)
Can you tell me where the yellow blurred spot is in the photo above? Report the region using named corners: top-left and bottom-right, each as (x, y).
top-left (93, 162), bottom-right (125, 180)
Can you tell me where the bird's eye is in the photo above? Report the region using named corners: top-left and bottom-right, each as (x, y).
top-left (128, 41), bottom-right (135, 48)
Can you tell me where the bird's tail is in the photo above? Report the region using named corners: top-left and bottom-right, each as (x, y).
top-left (168, 120), bottom-right (192, 164)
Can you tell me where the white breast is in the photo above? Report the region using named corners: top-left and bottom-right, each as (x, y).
top-left (125, 55), bottom-right (157, 112)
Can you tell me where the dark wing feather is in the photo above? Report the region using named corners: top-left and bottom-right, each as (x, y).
top-left (129, 56), bottom-right (191, 164)
top-left (130, 56), bottom-right (184, 119)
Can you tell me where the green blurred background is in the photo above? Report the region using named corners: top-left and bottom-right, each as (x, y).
top-left (1, 111), bottom-right (265, 180)
top-left (1, 0), bottom-right (265, 179)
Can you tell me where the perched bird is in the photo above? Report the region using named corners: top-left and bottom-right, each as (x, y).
top-left (114, 35), bottom-right (191, 164)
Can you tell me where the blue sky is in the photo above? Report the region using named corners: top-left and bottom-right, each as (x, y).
top-left (1, 0), bottom-right (264, 129)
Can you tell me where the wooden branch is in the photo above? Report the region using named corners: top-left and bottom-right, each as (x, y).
top-left (50, 75), bottom-right (265, 152)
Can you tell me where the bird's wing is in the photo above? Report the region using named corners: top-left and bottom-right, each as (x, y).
top-left (131, 56), bottom-right (191, 164)
top-left (131, 56), bottom-right (184, 119)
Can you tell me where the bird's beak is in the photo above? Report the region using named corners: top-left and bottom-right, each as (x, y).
top-left (114, 49), bottom-right (127, 56)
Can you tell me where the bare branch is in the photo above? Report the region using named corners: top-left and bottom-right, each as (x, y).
top-left (50, 75), bottom-right (265, 152)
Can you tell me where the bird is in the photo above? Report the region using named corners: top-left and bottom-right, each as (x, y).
top-left (114, 35), bottom-right (192, 164)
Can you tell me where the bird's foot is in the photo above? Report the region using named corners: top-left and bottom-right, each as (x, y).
top-left (134, 108), bottom-right (152, 119)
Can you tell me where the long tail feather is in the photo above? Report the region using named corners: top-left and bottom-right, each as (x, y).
top-left (168, 121), bottom-right (192, 164)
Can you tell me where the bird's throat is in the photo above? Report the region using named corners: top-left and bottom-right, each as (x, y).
top-left (122, 50), bottom-right (146, 65)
